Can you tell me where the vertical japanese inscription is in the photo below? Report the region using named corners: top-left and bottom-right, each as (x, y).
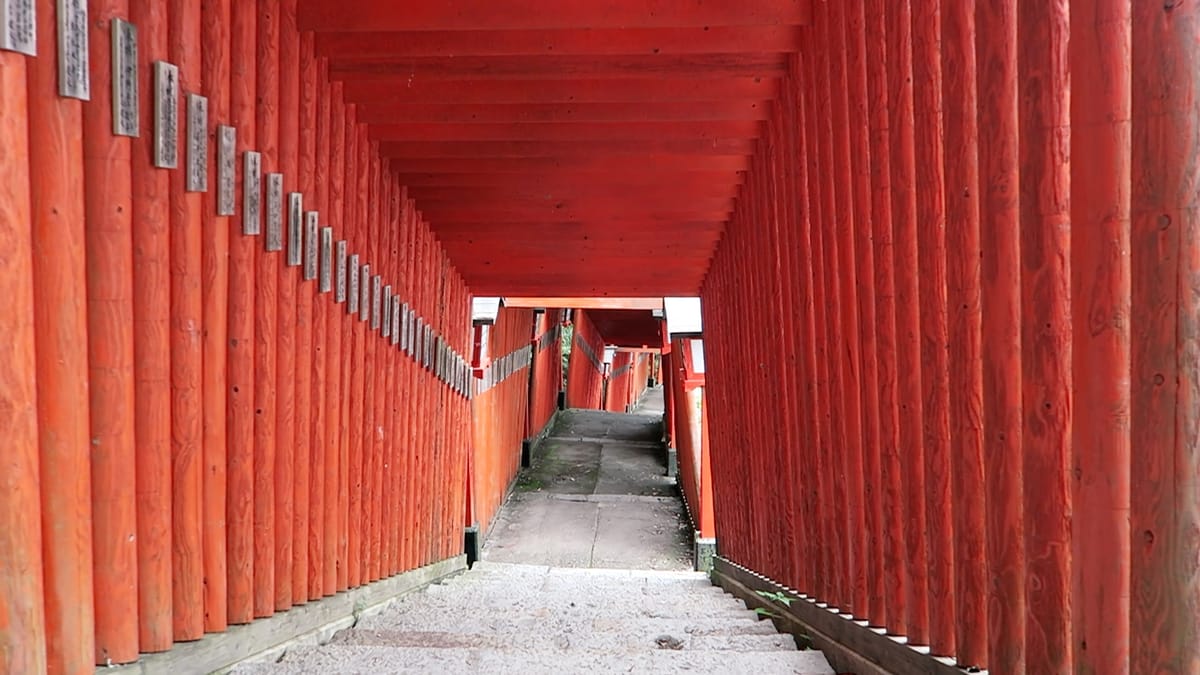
top-left (401, 304), bottom-right (410, 353)
top-left (390, 297), bottom-right (400, 346)
top-left (153, 61), bottom-right (179, 168)
top-left (318, 227), bottom-right (333, 293)
top-left (1, 0), bottom-right (35, 56)
top-left (186, 94), bottom-right (207, 191)
top-left (111, 17), bottom-right (137, 136)
top-left (347, 255), bottom-right (360, 315)
top-left (242, 151), bottom-right (261, 235)
top-left (57, 0), bottom-right (87, 98)
top-left (359, 265), bottom-right (370, 322)
top-left (335, 241), bottom-right (347, 302)
top-left (302, 211), bottom-right (318, 280)
top-left (286, 193), bottom-right (302, 265)
top-left (217, 125), bottom-right (236, 215)
top-left (371, 275), bottom-right (382, 331)
top-left (381, 286), bottom-right (392, 338)
top-left (265, 173), bottom-right (283, 251)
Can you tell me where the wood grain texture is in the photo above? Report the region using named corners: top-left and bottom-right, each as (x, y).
top-left (200, 0), bottom-right (232, 634)
top-left (306, 59), bottom-right (329, 601)
top-left (885, 0), bottom-right (930, 644)
top-left (1070, 1), bottom-right (1131, 673)
top-left (1130, 1), bottom-right (1200, 672)
top-left (290, 32), bottom-right (316, 607)
top-left (273, 0), bottom-right (299, 612)
top-left (827, 0), bottom-right (868, 619)
top-left (168, 0), bottom-right (205, 641)
top-left (84, 0), bottom-right (140, 662)
top-left (327, 81), bottom-right (347, 593)
top-left (864, 0), bottom-right (906, 636)
top-left (1017, 2), bottom-right (1073, 670)
top-left (0, 45), bottom-right (48, 675)
top-left (27, 0), bottom-right (98, 668)
top-left (844, 0), bottom-right (885, 630)
top-left (252, 0), bottom-right (280, 620)
top-left (910, 0), bottom-right (954, 656)
top-left (131, 0), bottom-right (175, 651)
top-left (976, 1), bottom-right (1026, 670)
top-left (940, 0), bottom-right (987, 667)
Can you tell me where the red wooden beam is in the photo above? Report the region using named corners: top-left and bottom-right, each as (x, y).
top-left (274, 0), bottom-right (300, 613)
top-left (382, 139), bottom-right (755, 159)
top-left (355, 101), bottom-right (769, 125)
top-left (863, 0), bottom-right (906, 635)
top-left (226, 0), bottom-right (258, 626)
top-left (395, 170), bottom-right (745, 187)
top-left (343, 77), bottom-right (777, 105)
top-left (27, 1), bottom-right (98, 669)
top-left (941, 0), bottom-right (987, 667)
top-left (410, 184), bottom-right (741, 201)
top-left (131, 0), bottom-right (174, 651)
top-left (394, 156), bottom-right (746, 174)
top-left (329, 54), bottom-right (787, 80)
top-left (843, 0), bottom-right (885, 630)
top-left (1070, 1), bottom-right (1131, 673)
top-left (254, 0), bottom-right (281, 620)
top-left (0, 39), bottom-right (47, 675)
top-left (1130, 1), bottom-right (1200, 672)
top-left (201, 0), bottom-right (232, 634)
top-left (168, 0), bottom-right (205, 642)
top-left (911, 0), bottom-right (954, 655)
top-left (370, 120), bottom-right (759, 142)
top-left (977, 1), bottom-right (1026, 670)
top-left (300, 0), bottom-right (812, 32)
top-left (1017, 1), bottom-right (1072, 669)
top-left (317, 26), bottom-right (799, 57)
top-left (885, 0), bottom-right (930, 644)
top-left (85, 0), bottom-right (139, 662)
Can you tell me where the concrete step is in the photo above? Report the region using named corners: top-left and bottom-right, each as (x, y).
top-left (355, 612), bottom-right (783, 638)
top-left (236, 644), bottom-right (836, 674)
top-left (332, 627), bottom-right (799, 652)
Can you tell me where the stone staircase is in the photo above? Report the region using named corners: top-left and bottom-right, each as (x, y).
top-left (232, 561), bottom-right (835, 674)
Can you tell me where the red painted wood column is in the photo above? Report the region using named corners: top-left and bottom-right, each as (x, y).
top-left (131, 0), bottom-right (174, 650)
top-left (828, 0), bottom-right (867, 617)
top-left (201, 0), bottom-right (231, 633)
top-left (940, 0), bottom-right (987, 667)
top-left (843, 0), bottom-right (884, 628)
top-left (327, 81), bottom-right (347, 593)
top-left (864, 0), bottom-right (906, 635)
top-left (787, 53), bottom-right (819, 600)
top-left (0, 40), bottom-right (47, 675)
top-left (1130, 2), bottom-right (1200, 672)
top-left (1070, 1), bottom-right (1131, 672)
top-left (226, 0), bottom-right (258, 625)
top-left (274, 0), bottom-right (300, 612)
top-left (27, 1), bottom-right (97, 668)
top-left (976, 1), bottom-right (1025, 670)
top-left (885, 0), bottom-right (929, 644)
top-left (307, 56), bottom-right (330, 601)
top-left (343, 100), bottom-right (360, 588)
top-left (335, 95), bottom-right (354, 591)
top-left (168, 0), bottom-right (204, 641)
top-left (85, 0), bottom-right (139, 662)
top-left (799, 30), bottom-right (832, 605)
top-left (253, 0), bottom-right (280, 619)
top-left (1017, 2), bottom-right (1073, 670)
top-left (911, 0), bottom-right (954, 655)
top-left (291, 30), bottom-right (316, 606)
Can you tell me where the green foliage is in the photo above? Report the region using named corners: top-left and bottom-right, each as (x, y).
top-left (755, 590), bottom-right (795, 607)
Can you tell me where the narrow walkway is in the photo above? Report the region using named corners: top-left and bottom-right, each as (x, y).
top-left (482, 389), bottom-right (694, 570)
top-left (234, 393), bottom-right (835, 673)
